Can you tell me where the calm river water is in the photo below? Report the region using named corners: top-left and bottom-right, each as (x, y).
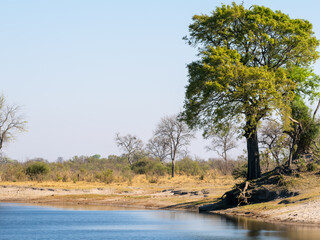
top-left (0, 203), bottom-right (319, 240)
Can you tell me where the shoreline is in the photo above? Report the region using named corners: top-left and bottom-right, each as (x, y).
top-left (210, 210), bottom-right (320, 227)
top-left (1, 181), bottom-right (320, 227)
top-left (4, 196), bottom-right (320, 228)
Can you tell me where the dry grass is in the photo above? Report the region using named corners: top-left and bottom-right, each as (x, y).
top-left (0, 173), bottom-right (238, 210)
top-left (1, 173), bottom-right (236, 191)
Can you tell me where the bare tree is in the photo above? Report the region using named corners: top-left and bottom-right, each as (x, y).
top-left (114, 133), bottom-right (143, 165)
top-left (206, 122), bottom-right (237, 163)
top-left (0, 96), bottom-right (27, 151)
top-left (146, 136), bottom-right (170, 162)
top-left (154, 115), bottom-right (195, 177)
top-left (205, 122), bottom-right (237, 174)
top-left (259, 120), bottom-right (290, 167)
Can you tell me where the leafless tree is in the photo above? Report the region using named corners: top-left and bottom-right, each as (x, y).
top-left (206, 122), bottom-right (237, 163)
top-left (146, 136), bottom-right (170, 162)
top-left (154, 115), bottom-right (195, 177)
top-left (259, 120), bottom-right (290, 167)
top-left (0, 96), bottom-right (27, 151)
top-left (115, 133), bottom-right (144, 165)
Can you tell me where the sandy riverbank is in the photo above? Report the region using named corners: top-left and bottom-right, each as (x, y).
top-left (1, 177), bottom-right (320, 226)
top-left (0, 176), bottom-right (235, 210)
top-left (211, 197), bottom-right (320, 226)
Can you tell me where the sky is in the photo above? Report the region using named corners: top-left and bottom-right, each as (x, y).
top-left (1, 0), bottom-right (320, 162)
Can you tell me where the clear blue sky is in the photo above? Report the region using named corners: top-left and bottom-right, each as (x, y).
top-left (1, 0), bottom-right (320, 162)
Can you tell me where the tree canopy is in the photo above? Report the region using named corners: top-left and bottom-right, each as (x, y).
top-left (182, 2), bottom-right (319, 179)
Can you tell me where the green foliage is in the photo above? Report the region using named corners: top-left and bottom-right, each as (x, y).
top-left (0, 153), bottom-right (241, 183)
top-left (185, 3), bottom-right (319, 67)
top-left (182, 2), bottom-right (320, 179)
top-left (183, 46), bottom-right (294, 136)
top-left (290, 96), bottom-right (320, 159)
top-left (91, 154), bottom-right (101, 159)
top-left (288, 67), bottom-right (320, 102)
top-left (25, 162), bottom-right (50, 181)
top-left (96, 169), bottom-right (113, 184)
top-left (131, 158), bottom-right (167, 176)
top-left (176, 157), bottom-right (204, 176)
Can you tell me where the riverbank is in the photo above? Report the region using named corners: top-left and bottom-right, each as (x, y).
top-left (207, 170), bottom-right (320, 226)
top-left (211, 193), bottom-right (320, 226)
top-left (0, 175), bottom-right (235, 211)
top-left (2, 173), bottom-right (320, 226)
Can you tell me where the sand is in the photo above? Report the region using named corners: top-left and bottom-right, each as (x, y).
top-left (2, 182), bottom-right (320, 226)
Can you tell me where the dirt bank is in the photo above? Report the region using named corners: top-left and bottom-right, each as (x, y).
top-left (0, 176), bottom-right (235, 210)
top-left (2, 173), bottom-right (320, 226)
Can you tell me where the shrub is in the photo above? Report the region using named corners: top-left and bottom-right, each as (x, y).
top-left (232, 163), bottom-right (247, 179)
top-left (25, 162), bottom-right (50, 181)
top-left (101, 169), bottom-right (113, 184)
top-left (95, 169), bottom-right (113, 184)
top-left (307, 162), bottom-right (318, 172)
top-left (151, 162), bottom-right (167, 176)
top-left (132, 158), bottom-right (167, 176)
top-left (132, 158), bottom-right (150, 174)
top-left (176, 157), bottom-right (203, 176)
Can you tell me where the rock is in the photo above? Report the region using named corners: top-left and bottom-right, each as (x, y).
top-left (172, 190), bottom-right (181, 195)
top-left (201, 189), bottom-right (209, 194)
top-left (279, 200), bottom-right (291, 204)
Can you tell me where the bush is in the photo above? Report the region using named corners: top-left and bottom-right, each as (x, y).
top-left (132, 158), bottom-right (150, 174)
top-left (232, 163), bottom-right (247, 179)
top-left (151, 162), bottom-right (167, 176)
top-left (132, 158), bottom-right (167, 176)
top-left (307, 162), bottom-right (318, 172)
top-left (176, 157), bottom-right (203, 176)
top-left (101, 169), bottom-right (113, 184)
top-left (25, 162), bottom-right (50, 181)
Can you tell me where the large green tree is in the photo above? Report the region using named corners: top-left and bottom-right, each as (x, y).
top-left (182, 3), bottom-right (319, 179)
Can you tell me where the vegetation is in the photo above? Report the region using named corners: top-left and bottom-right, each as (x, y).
top-left (0, 154), bottom-right (242, 183)
top-left (1, 4), bottom-right (320, 216)
top-left (115, 133), bottom-right (144, 166)
top-left (25, 162), bottom-right (50, 181)
top-left (151, 115), bottom-right (195, 178)
top-left (0, 95), bottom-right (27, 150)
top-left (182, 2), bottom-right (320, 180)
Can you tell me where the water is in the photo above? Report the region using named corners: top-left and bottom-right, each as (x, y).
top-left (0, 203), bottom-right (319, 240)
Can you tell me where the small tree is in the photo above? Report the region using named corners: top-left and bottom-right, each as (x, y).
top-left (206, 121), bottom-right (237, 163)
top-left (153, 115), bottom-right (195, 177)
top-left (0, 95), bottom-right (27, 150)
top-left (115, 133), bottom-right (144, 166)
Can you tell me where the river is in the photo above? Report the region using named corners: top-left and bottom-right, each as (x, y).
top-left (0, 203), bottom-right (319, 240)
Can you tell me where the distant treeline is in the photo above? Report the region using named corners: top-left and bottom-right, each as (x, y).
top-left (0, 155), bottom-right (247, 183)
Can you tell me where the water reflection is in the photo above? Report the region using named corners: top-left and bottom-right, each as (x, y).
top-left (23, 202), bottom-right (141, 211)
top-left (1, 203), bottom-right (320, 240)
top-left (225, 215), bottom-right (320, 240)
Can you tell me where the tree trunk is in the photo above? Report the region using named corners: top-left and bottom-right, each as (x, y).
top-left (245, 125), bottom-right (261, 180)
top-left (171, 159), bottom-right (175, 178)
